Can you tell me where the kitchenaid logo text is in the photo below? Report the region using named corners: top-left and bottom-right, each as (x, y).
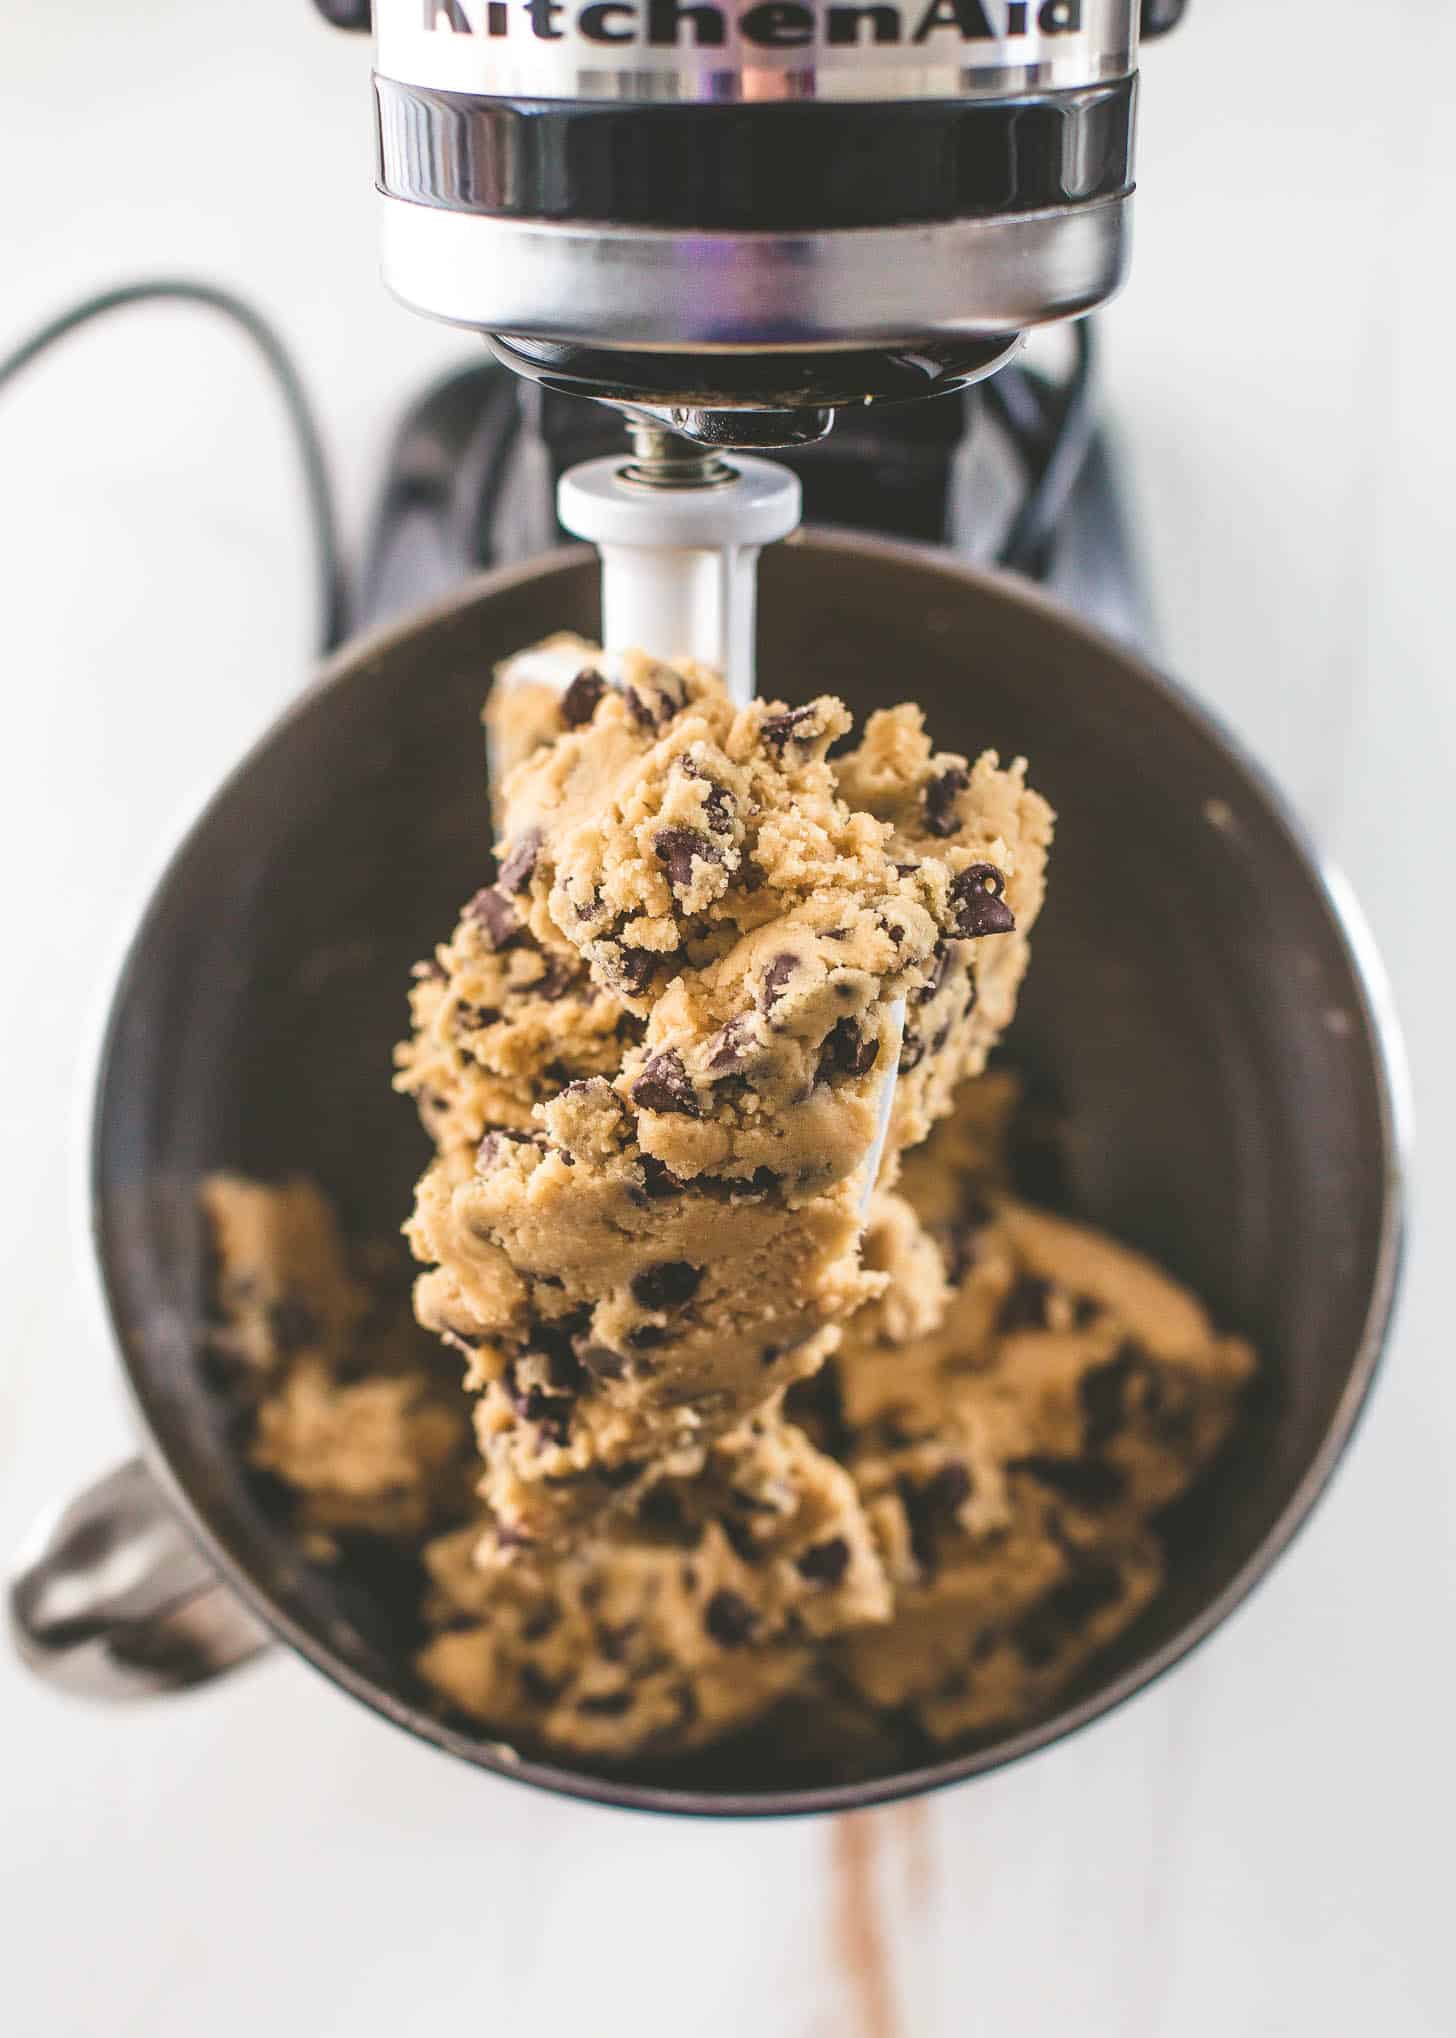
top-left (422, 0), bottom-right (1087, 48)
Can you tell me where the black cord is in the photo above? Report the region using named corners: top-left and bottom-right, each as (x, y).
top-left (0, 279), bottom-right (348, 654)
top-left (985, 320), bottom-right (1099, 577)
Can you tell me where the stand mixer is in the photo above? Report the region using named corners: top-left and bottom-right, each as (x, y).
top-left (314, 0), bottom-right (1187, 1149)
top-left (316, 0), bottom-right (1187, 652)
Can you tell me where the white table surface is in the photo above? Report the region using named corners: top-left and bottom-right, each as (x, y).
top-left (3, 3), bottom-right (1452, 2034)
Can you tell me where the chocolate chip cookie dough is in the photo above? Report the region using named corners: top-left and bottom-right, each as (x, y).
top-left (398, 643), bottom-right (1052, 1558)
top-left (203, 1072), bottom-right (1254, 1766)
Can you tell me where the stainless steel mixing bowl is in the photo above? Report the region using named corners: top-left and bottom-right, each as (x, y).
top-left (9, 534), bottom-right (1405, 1815)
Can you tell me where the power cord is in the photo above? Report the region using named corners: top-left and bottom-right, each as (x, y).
top-left (0, 279), bottom-right (348, 655)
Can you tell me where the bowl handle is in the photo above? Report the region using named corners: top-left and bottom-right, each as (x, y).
top-left (8, 1458), bottom-right (270, 1700)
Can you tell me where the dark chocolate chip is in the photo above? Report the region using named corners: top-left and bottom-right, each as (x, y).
top-left (267, 1298), bottom-right (319, 1356)
top-left (574, 1340), bottom-right (629, 1383)
top-left (654, 826), bottom-right (721, 898)
top-left (519, 1663), bottom-right (563, 1707)
top-left (1012, 1561), bottom-right (1126, 1668)
top-left (997, 1273), bottom-right (1054, 1334)
top-left (680, 756), bottom-right (736, 833)
top-left (465, 886), bottom-right (520, 950)
top-left (760, 1345), bottom-right (785, 1368)
top-left (900, 1460), bottom-right (973, 1571)
top-left (521, 1604), bottom-right (560, 1643)
top-left (898, 1032), bottom-right (925, 1074)
top-left (761, 952), bottom-right (800, 1010)
top-left (638, 1485), bottom-right (687, 1534)
top-left (707, 1014), bottom-right (757, 1073)
top-left (1016, 1454), bottom-right (1128, 1509)
top-left (560, 669), bottom-right (606, 727)
top-left (613, 945), bottom-right (657, 996)
top-left (704, 1589), bottom-right (757, 1647)
top-left (638, 1154), bottom-right (688, 1199)
top-left (631, 1261), bottom-right (703, 1310)
top-left (597, 1620), bottom-right (639, 1664)
top-left (796, 1536), bottom-right (851, 1587)
top-left (627, 1323), bottom-right (668, 1351)
top-left (916, 942), bottom-right (950, 1006)
top-left (923, 764), bottom-right (970, 838)
top-left (532, 954), bottom-right (575, 1002)
top-left (576, 1688), bottom-right (634, 1717)
top-left (1072, 1295), bottom-right (1104, 1330)
top-left (820, 1017), bottom-right (879, 1082)
top-left (497, 828), bottom-right (542, 894)
top-left (599, 1458), bottom-right (645, 1490)
top-left (719, 1513), bottom-right (760, 1565)
top-left (624, 684), bottom-right (659, 730)
top-left (950, 863), bottom-right (1016, 939)
top-left (632, 1050), bottom-right (699, 1117)
top-left (760, 704), bottom-right (816, 752)
top-left (1079, 1345), bottom-right (1135, 1449)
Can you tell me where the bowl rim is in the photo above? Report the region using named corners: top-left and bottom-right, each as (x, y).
top-left (92, 531), bottom-right (1411, 1819)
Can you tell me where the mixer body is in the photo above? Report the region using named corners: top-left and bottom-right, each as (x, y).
top-left (322, 0), bottom-right (1177, 443)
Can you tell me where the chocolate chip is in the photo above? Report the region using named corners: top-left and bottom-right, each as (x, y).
top-left (916, 942), bottom-right (950, 1006)
top-left (267, 1298), bottom-right (318, 1355)
top-left (521, 1604), bottom-right (560, 1642)
top-left (531, 953), bottom-right (574, 1002)
top-left (1012, 1561), bottom-right (1125, 1668)
top-left (639, 1485), bottom-right (687, 1534)
top-left (950, 863), bottom-right (1015, 939)
top-left (708, 1014), bottom-right (757, 1073)
top-left (506, 1362), bottom-right (575, 1445)
top-left (820, 1017), bottom-right (879, 1082)
top-left (465, 886), bottom-right (520, 950)
top-left (455, 1001), bottom-right (501, 1032)
top-left (719, 1514), bottom-right (760, 1565)
top-left (704, 1589), bottom-right (756, 1647)
top-left (497, 828), bottom-right (542, 894)
top-left (760, 704), bottom-right (816, 752)
top-left (654, 826), bottom-right (721, 899)
top-left (899, 1031), bottom-right (925, 1074)
top-left (519, 1663), bottom-right (563, 1707)
top-left (624, 684), bottom-right (659, 730)
top-left (923, 764), bottom-right (970, 838)
top-left (574, 1340), bottom-right (628, 1383)
top-left (924, 1461), bottom-right (972, 1514)
top-left (599, 1458), bottom-right (645, 1490)
top-left (1079, 1346), bottom-right (1134, 1449)
top-left (901, 1460), bottom-right (973, 1571)
top-left (638, 1154), bottom-right (688, 1199)
top-left (627, 1323), bottom-right (668, 1351)
top-left (560, 669), bottom-right (606, 727)
top-left (1016, 1454), bottom-right (1127, 1509)
top-left (612, 945), bottom-right (657, 996)
top-left (632, 1050), bottom-right (699, 1117)
top-left (478, 1128), bottom-right (538, 1169)
top-left (761, 952), bottom-right (799, 1010)
top-left (796, 1536), bottom-right (851, 1586)
top-left (631, 1261), bottom-right (702, 1309)
top-left (760, 1345), bottom-right (785, 1368)
top-left (576, 1688), bottom-right (634, 1717)
top-left (680, 756), bottom-right (736, 833)
top-left (1072, 1296), bottom-right (1104, 1330)
top-left (997, 1273), bottom-right (1053, 1333)
top-left (597, 1620), bottom-right (639, 1664)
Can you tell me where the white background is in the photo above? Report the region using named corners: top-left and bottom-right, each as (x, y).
top-left (2, 3), bottom-right (1453, 2034)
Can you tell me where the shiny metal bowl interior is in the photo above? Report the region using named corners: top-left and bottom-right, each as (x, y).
top-left (93, 535), bottom-right (1404, 1816)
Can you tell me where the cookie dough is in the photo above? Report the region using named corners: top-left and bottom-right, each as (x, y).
top-left (202, 1175), bottom-right (472, 1544)
top-left (418, 1413), bottom-right (890, 1758)
top-left (814, 1119), bottom-right (1256, 1744)
top-left (399, 644), bottom-right (1052, 1557)
top-left (202, 1065), bottom-right (1254, 1766)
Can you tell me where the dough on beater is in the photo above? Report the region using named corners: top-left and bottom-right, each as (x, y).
top-left (398, 642), bottom-right (1053, 1559)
